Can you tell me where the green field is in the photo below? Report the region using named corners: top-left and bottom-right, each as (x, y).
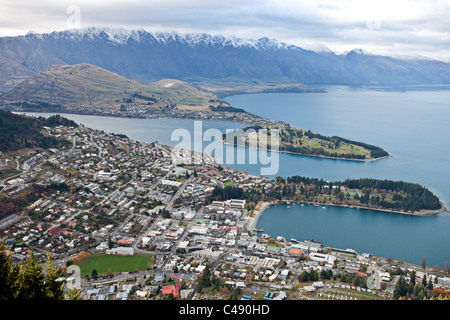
top-left (77, 254), bottom-right (154, 278)
top-left (0, 168), bottom-right (20, 180)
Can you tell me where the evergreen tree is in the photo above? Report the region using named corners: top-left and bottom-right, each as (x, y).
top-left (410, 270), bottom-right (416, 285)
top-left (197, 264), bottom-right (212, 293)
top-left (0, 243), bottom-right (65, 299)
top-left (427, 279), bottom-right (434, 290)
top-left (108, 235), bottom-right (113, 249)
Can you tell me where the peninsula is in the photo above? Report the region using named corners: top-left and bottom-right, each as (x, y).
top-left (223, 124), bottom-right (390, 161)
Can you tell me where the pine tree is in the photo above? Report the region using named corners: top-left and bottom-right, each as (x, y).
top-left (410, 270), bottom-right (416, 285)
top-left (0, 242), bottom-right (20, 299)
top-left (0, 242), bottom-right (65, 299)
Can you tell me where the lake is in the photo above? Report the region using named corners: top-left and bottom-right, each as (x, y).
top-left (225, 86), bottom-right (450, 209)
top-left (21, 86), bottom-right (450, 267)
top-left (225, 86), bottom-right (450, 267)
top-left (255, 202), bottom-right (450, 267)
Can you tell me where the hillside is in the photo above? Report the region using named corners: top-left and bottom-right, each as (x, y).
top-left (0, 63), bottom-right (224, 111)
top-left (0, 110), bottom-right (77, 152)
top-left (0, 28), bottom-right (450, 93)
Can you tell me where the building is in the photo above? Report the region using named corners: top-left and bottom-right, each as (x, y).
top-left (105, 247), bottom-right (134, 256)
top-left (97, 170), bottom-right (114, 181)
top-left (192, 248), bottom-right (223, 260)
top-left (312, 281), bottom-right (325, 288)
top-left (309, 252), bottom-right (336, 265)
top-left (289, 248), bottom-right (303, 257)
top-left (162, 283), bottom-right (182, 298)
top-left (303, 286), bottom-right (316, 294)
top-left (229, 199), bottom-right (246, 209)
top-left (154, 273), bottom-right (165, 283)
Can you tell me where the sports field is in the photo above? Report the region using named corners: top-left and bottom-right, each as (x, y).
top-left (77, 253), bottom-right (154, 278)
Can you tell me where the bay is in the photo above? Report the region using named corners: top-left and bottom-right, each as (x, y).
top-left (21, 85), bottom-right (450, 267)
top-left (225, 86), bottom-right (450, 209)
top-left (255, 202), bottom-right (450, 267)
top-left (225, 86), bottom-right (450, 267)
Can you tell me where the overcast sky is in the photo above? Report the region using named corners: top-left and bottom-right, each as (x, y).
top-left (1, 0), bottom-right (449, 61)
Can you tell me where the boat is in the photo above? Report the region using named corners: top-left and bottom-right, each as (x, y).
top-left (322, 206), bottom-right (326, 209)
top-left (290, 238), bottom-right (300, 243)
top-left (301, 204), bottom-right (304, 207)
top-left (287, 206), bottom-right (291, 208)
top-left (314, 203), bottom-right (320, 207)
top-left (253, 228), bottom-right (264, 232)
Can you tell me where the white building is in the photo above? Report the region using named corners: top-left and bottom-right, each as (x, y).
top-left (309, 252), bottom-right (336, 265)
top-left (105, 247), bottom-right (134, 256)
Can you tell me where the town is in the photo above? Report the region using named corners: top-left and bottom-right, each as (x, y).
top-left (1, 121), bottom-right (449, 301)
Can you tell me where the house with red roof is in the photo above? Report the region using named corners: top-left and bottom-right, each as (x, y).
top-left (161, 282), bottom-right (182, 298)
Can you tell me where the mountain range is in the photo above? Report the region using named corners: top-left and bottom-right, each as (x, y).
top-left (1, 27), bottom-right (450, 94)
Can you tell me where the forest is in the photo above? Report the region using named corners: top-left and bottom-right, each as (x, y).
top-left (0, 110), bottom-right (77, 152)
top-left (207, 176), bottom-right (442, 214)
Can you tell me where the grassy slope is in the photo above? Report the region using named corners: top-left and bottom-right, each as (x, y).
top-left (0, 64), bottom-right (221, 111)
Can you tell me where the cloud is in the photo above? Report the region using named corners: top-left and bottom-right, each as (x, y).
top-left (0, 0), bottom-right (449, 60)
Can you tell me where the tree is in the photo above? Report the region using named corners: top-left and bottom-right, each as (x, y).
top-left (0, 241), bottom-right (65, 299)
top-left (197, 265), bottom-right (212, 293)
top-left (410, 270), bottom-right (416, 285)
top-left (108, 235), bottom-right (113, 249)
top-left (393, 276), bottom-right (408, 300)
top-left (91, 269), bottom-right (98, 280)
top-left (0, 242), bottom-right (20, 299)
top-left (427, 279), bottom-right (434, 291)
top-left (228, 288), bottom-right (238, 300)
top-left (421, 257), bottom-right (427, 270)
top-left (66, 288), bottom-right (83, 300)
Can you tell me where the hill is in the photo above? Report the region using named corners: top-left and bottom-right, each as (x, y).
top-left (0, 63), bottom-right (223, 112)
top-left (0, 110), bottom-right (77, 152)
top-left (1, 28), bottom-right (449, 93)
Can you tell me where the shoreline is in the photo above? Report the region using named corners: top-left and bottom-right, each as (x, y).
top-left (247, 200), bottom-right (449, 268)
top-left (222, 140), bottom-right (390, 162)
top-left (247, 199), bottom-right (448, 233)
top-left (15, 110), bottom-right (444, 215)
top-left (247, 201), bottom-right (272, 231)
top-left (13, 110), bottom-right (388, 162)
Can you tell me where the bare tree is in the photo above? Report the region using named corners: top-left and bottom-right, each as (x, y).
top-left (421, 257), bottom-right (427, 270)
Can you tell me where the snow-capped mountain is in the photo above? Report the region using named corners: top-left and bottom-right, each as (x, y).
top-left (1, 27), bottom-right (450, 92)
top-left (24, 27), bottom-right (295, 50)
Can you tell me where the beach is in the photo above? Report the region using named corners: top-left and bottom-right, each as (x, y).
top-left (247, 201), bottom-right (273, 231)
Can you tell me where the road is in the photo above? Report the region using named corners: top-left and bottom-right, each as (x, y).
top-left (166, 175), bottom-right (193, 210)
